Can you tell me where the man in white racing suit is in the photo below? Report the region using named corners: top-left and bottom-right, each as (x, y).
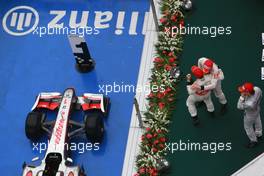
top-left (237, 82), bottom-right (262, 148)
top-left (194, 57), bottom-right (227, 114)
top-left (186, 66), bottom-right (215, 126)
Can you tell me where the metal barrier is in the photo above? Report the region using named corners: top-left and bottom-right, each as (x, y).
top-left (134, 97), bottom-right (144, 128)
top-left (150, 0), bottom-right (159, 31)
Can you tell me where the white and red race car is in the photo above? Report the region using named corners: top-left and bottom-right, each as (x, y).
top-left (22, 88), bottom-right (110, 176)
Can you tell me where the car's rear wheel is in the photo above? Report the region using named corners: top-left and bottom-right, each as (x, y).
top-left (103, 97), bottom-right (110, 117)
top-left (25, 111), bottom-right (45, 141)
top-left (84, 112), bottom-right (104, 143)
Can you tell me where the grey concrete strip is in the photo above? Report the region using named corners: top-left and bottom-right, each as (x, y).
top-left (121, 1), bottom-right (160, 175)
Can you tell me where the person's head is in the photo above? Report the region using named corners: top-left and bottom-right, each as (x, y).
top-left (203, 59), bottom-right (214, 74)
top-left (238, 82), bottom-right (255, 97)
top-left (191, 65), bottom-right (204, 79)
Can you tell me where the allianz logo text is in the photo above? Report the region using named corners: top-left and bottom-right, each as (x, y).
top-left (2, 6), bottom-right (39, 36)
top-left (2, 5), bottom-right (149, 36)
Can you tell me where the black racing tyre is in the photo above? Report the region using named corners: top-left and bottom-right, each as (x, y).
top-left (79, 166), bottom-right (86, 176)
top-left (25, 111), bottom-right (45, 141)
top-left (84, 112), bottom-right (104, 143)
top-left (103, 97), bottom-right (110, 117)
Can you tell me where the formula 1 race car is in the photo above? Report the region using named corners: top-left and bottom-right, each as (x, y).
top-left (22, 88), bottom-right (110, 176)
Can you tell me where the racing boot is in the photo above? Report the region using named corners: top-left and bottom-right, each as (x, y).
top-left (220, 103), bottom-right (228, 115)
top-left (257, 135), bottom-right (262, 141)
top-left (209, 111), bottom-right (215, 118)
top-left (246, 141), bottom-right (258, 148)
top-left (192, 116), bottom-right (199, 126)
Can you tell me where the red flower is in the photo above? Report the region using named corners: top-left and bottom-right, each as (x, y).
top-left (152, 148), bottom-right (158, 153)
top-left (152, 172), bottom-right (158, 176)
top-left (170, 15), bottom-right (177, 22)
top-left (159, 137), bottom-right (166, 143)
top-left (159, 18), bottom-right (167, 24)
top-left (165, 87), bottom-right (172, 93)
top-left (162, 50), bottom-right (167, 54)
top-left (158, 102), bottom-right (165, 109)
top-left (153, 140), bottom-right (159, 145)
top-left (146, 127), bottom-right (151, 131)
top-left (134, 174), bottom-right (139, 176)
top-left (168, 52), bottom-right (174, 57)
top-left (157, 92), bottom-right (165, 99)
top-left (179, 20), bottom-right (184, 28)
top-left (165, 64), bottom-right (172, 71)
top-left (147, 167), bottom-right (158, 176)
top-left (153, 133), bottom-right (158, 137)
top-left (159, 143), bottom-right (165, 149)
top-left (141, 135), bottom-right (145, 141)
top-left (169, 57), bottom-right (176, 63)
top-left (146, 133), bottom-right (153, 139)
top-left (154, 57), bottom-right (163, 63)
top-left (148, 92), bottom-right (154, 98)
top-left (139, 167), bottom-right (146, 174)
top-left (157, 129), bottom-right (162, 133)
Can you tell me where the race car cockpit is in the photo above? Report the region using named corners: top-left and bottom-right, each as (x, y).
top-left (43, 153), bottom-right (62, 176)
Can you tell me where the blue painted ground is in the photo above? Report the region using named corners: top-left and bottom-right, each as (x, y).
top-left (0, 0), bottom-right (149, 175)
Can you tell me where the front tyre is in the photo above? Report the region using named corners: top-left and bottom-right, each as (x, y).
top-left (79, 166), bottom-right (86, 176)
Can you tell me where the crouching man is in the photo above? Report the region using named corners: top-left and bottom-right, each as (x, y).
top-left (237, 82), bottom-right (263, 148)
top-left (186, 66), bottom-right (215, 126)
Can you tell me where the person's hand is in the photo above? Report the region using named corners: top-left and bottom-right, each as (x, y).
top-left (191, 83), bottom-right (201, 91)
top-left (241, 93), bottom-right (249, 100)
top-left (240, 96), bottom-right (245, 102)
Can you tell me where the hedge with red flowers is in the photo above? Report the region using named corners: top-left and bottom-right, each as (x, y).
top-left (134, 1), bottom-right (184, 176)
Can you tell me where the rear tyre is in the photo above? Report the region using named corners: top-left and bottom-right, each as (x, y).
top-left (103, 97), bottom-right (110, 117)
top-left (84, 112), bottom-right (104, 143)
top-left (25, 111), bottom-right (45, 141)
